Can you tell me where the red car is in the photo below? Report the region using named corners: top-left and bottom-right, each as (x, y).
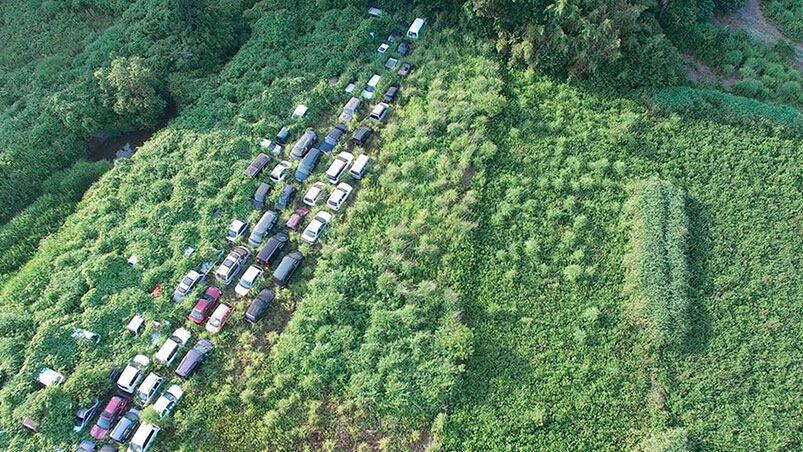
top-left (285, 207), bottom-right (310, 231)
top-left (187, 287), bottom-right (221, 325)
top-left (90, 396), bottom-right (128, 441)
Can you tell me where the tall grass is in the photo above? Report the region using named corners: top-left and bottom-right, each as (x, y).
top-left (623, 178), bottom-right (690, 348)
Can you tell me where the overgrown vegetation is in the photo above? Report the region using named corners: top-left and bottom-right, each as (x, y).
top-left (763, 0), bottom-right (803, 40)
top-left (439, 71), bottom-right (802, 450)
top-left (622, 178), bottom-right (690, 348)
top-left (1, 0), bottom-right (802, 451)
top-left (0, 0), bottom-right (252, 223)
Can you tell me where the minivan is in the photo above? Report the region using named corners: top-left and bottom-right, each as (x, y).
top-left (274, 185), bottom-right (296, 210)
top-left (320, 124), bottom-right (348, 154)
top-left (349, 154), bottom-right (371, 180)
top-left (110, 408), bottom-right (139, 444)
top-left (117, 355), bottom-right (149, 394)
top-left (244, 153), bottom-right (269, 178)
top-left (175, 339), bottom-right (212, 380)
top-left (245, 289), bottom-right (275, 324)
top-left (383, 85), bottom-right (398, 103)
top-left (361, 74), bottom-right (381, 99)
top-left (154, 328), bottom-right (191, 367)
top-left (339, 97), bottom-right (362, 122)
top-left (272, 251), bottom-right (304, 287)
top-left (290, 130), bottom-right (316, 159)
top-left (369, 103), bottom-right (390, 122)
top-left (407, 17), bottom-right (425, 39)
top-left (351, 127), bottom-right (372, 147)
top-left (135, 373), bottom-right (164, 406)
top-left (294, 147), bottom-right (322, 183)
top-left (255, 232), bottom-right (289, 268)
top-left (248, 210), bottom-right (279, 247)
top-left (326, 152), bottom-right (354, 184)
top-left (128, 424), bottom-right (159, 452)
top-left (252, 182), bottom-right (270, 209)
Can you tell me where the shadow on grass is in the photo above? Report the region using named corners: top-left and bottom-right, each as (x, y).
top-left (682, 196), bottom-right (714, 355)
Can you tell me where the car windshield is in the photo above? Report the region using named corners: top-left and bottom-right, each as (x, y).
top-left (181, 277), bottom-right (193, 286)
top-left (241, 279), bottom-right (254, 289)
top-left (97, 412), bottom-right (113, 429)
top-left (190, 309), bottom-right (203, 320)
top-left (209, 318), bottom-right (220, 327)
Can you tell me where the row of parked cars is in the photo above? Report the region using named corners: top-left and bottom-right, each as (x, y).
top-left (68, 14), bottom-right (424, 452)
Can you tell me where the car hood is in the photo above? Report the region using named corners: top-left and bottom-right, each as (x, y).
top-left (90, 424), bottom-right (108, 440)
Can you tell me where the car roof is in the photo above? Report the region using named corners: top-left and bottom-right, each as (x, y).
top-left (106, 395), bottom-right (126, 410)
top-left (256, 288), bottom-right (275, 302)
top-left (243, 266), bottom-right (262, 279)
top-left (140, 373), bottom-right (163, 390)
top-left (131, 424), bottom-right (160, 444)
top-left (212, 304), bottom-right (232, 316)
top-left (172, 327), bottom-right (191, 343)
top-left (37, 368), bottom-right (63, 386)
top-left (228, 219), bottom-right (246, 229)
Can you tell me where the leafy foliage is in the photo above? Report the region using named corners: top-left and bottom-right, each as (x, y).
top-left (622, 178), bottom-right (690, 348)
top-left (762, 0), bottom-right (803, 40)
top-left (94, 57), bottom-right (166, 129)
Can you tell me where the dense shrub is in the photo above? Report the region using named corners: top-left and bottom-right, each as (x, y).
top-left (623, 178), bottom-right (690, 348)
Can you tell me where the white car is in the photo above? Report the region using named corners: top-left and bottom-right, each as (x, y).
top-left (325, 152), bottom-right (354, 184)
top-left (37, 368), bottom-right (64, 387)
top-left (301, 211), bottom-right (332, 245)
top-left (326, 183), bottom-right (353, 211)
top-left (135, 372), bottom-right (165, 406)
top-left (377, 43), bottom-right (389, 53)
top-left (153, 384), bottom-right (183, 418)
top-left (206, 303), bottom-right (233, 334)
top-left (270, 160), bottom-right (292, 183)
top-left (172, 270), bottom-right (203, 302)
top-left (235, 265), bottom-right (263, 297)
top-left (117, 355), bottom-right (150, 394)
top-left (226, 219), bottom-right (249, 242)
top-left (128, 424), bottom-right (159, 452)
top-left (154, 328), bottom-right (191, 366)
top-left (303, 182), bottom-right (326, 206)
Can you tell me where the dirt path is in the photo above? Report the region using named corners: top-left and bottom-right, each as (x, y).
top-left (681, 53), bottom-right (740, 88)
top-left (713, 0), bottom-right (803, 67)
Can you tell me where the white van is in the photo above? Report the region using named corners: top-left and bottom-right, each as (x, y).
top-left (117, 354), bottom-right (150, 394)
top-left (326, 152), bottom-right (355, 184)
top-left (304, 182), bottom-right (326, 206)
top-left (361, 74), bottom-right (381, 99)
top-left (349, 155), bottom-right (371, 180)
top-left (154, 328), bottom-right (191, 366)
top-left (407, 18), bottom-right (425, 39)
top-left (135, 373), bottom-right (164, 405)
top-left (127, 424), bottom-right (160, 452)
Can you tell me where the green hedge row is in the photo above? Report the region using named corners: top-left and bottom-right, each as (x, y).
top-left (623, 178), bottom-right (690, 348)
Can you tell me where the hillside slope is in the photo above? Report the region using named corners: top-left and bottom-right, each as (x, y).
top-left (0, 2), bottom-right (801, 451)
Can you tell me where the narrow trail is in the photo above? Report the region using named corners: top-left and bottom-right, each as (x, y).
top-left (712, 0), bottom-right (803, 68)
